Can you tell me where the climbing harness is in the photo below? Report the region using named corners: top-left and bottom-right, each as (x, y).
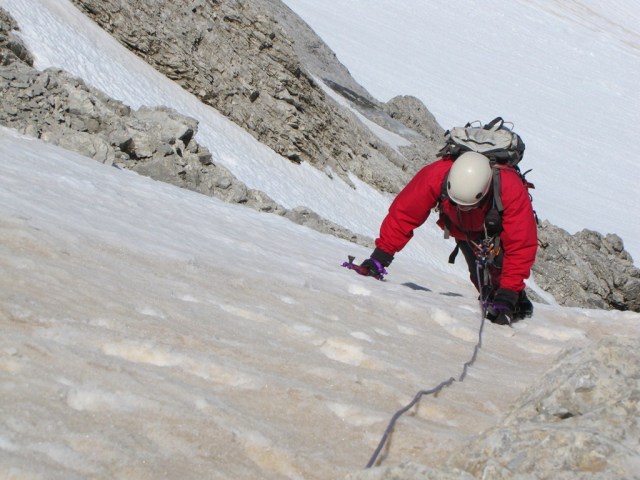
top-left (364, 239), bottom-right (496, 468)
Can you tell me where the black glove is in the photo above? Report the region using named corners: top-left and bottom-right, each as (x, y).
top-left (486, 288), bottom-right (518, 325)
top-left (360, 248), bottom-right (394, 279)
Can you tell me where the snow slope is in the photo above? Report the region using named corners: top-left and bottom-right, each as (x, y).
top-left (1, 0), bottom-right (640, 479)
top-left (3, 126), bottom-right (639, 479)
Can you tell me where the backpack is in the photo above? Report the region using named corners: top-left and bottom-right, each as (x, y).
top-left (438, 117), bottom-right (526, 167)
top-left (437, 117), bottom-right (536, 263)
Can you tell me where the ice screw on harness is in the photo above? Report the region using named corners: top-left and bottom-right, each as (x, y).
top-left (471, 237), bottom-right (501, 270)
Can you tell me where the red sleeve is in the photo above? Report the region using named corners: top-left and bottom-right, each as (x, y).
top-left (498, 169), bottom-right (538, 292)
top-left (375, 159), bottom-right (451, 255)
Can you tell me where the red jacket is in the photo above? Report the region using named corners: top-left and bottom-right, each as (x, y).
top-left (375, 157), bottom-right (537, 292)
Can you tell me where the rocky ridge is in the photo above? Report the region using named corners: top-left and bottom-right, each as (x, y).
top-left (0, 7), bottom-right (372, 248)
top-left (534, 221), bottom-right (640, 312)
top-left (69, 0), bottom-right (440, 193)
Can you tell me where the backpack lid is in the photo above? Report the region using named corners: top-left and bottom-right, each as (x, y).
top-left (439, 117), bottom-right (525, 166)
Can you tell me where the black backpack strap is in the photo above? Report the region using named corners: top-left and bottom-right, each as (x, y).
top-left (440, 172), bottom-right (449, 200)
top-left (438, 173), bottom-right (452, 239)
top-left (491, 166), bottom-right (504, 213)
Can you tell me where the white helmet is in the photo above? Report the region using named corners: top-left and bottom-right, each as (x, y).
top-left (447, 152), bottom-right (492, 206)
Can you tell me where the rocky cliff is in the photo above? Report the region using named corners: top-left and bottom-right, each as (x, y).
top-left (0, 6), bottom-right (373, 247)
top-left (69, 0), bottom-right (442, 194)
top-left (535, 221), bottom-right (640, 312)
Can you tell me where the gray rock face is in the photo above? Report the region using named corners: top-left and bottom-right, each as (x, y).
top-left (69, 0), bottom-right (441, 194)
top-left (259, 0), bottom-right (446, 176)
top-left (384, 95), bottom-right (445, 167)
top-left (0, 46), bottom-right (262, 208)
top-left (447, 336), bottom-right (640, 479)
top-left (0, 6), bottom-right (373, 246)
top-left (0, 8), bottom-right (32, 66)
top-left (348, 336), bottom-right (640, 480)
top-left (534, 220), bottom-right (640, 312)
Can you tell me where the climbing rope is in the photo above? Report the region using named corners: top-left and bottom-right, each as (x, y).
top-left (365, 242), bottom-right (493, 469)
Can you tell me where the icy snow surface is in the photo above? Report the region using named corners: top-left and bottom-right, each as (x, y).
top-left (3, 127), bottom-right (639, 479)
top-left (1, 0), bottom-right (640, 479)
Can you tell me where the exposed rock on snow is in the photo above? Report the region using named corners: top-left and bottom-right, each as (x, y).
top-left (0, 6), bottom-right (372, 246)
top-left (69, 0), bottom-right (441, 194)
top-left (534, 220), bottom-right (640, 312)
top-left (447, 335), bottom-right (640, 479)
top-left (348, 336), bottom-right (640, 479)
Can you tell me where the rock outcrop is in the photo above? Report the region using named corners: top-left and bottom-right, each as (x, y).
top-left (0, 14), bottom-right (264, 209)
top-left (69, 0), bottom-right (443, 194)
top-left (534, 220), bottom-right (640, 312)
top-left (0, 7), bottom-right (372, 247)
top-left (346, 336), bottom-right (640, 479)
top-left (447, 336), bottom-right (640, 479)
